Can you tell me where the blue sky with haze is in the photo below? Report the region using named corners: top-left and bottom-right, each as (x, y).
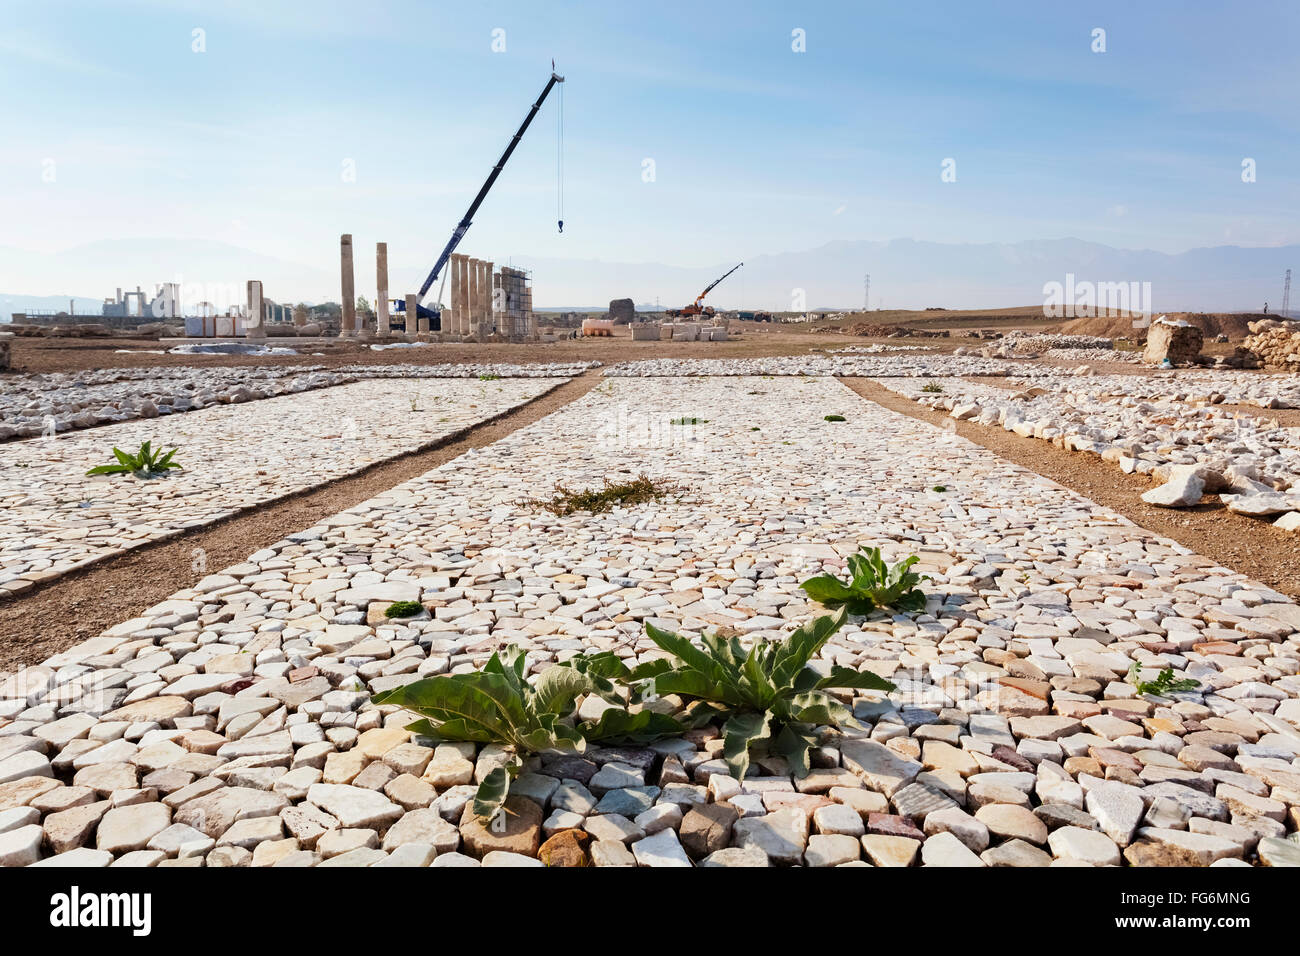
top-left (1, 0), bottom-right (1296, 305)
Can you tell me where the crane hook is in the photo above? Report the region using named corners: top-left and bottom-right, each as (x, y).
top-left (558, 219), bottom-right (564, 234)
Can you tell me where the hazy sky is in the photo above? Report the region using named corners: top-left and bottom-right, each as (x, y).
top-left (2, 0), bottom-right (1297, 304)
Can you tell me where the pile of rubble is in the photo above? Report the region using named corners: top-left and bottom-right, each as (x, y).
top-left (604, 355), bottom-right (1034, 378)
top-left (339, 362), bottom-right (601, 379)
top-left (880, 374), bottom-right (1300, 528)
top-left (817, 324), bottom-right (951, 339)
top-left (1002, 333), bottom-right (1116, 355)
top-left (1243, 320), bottom-right (1300, 369)
top-left (828, 345), bottom-right (937, 355)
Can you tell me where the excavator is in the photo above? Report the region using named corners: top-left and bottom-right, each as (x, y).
top-left (667, 262), bottom-right (742, 318)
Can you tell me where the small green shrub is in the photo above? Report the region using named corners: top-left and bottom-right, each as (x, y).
top-left (823, 414), bottom-right (846, 422)
top-left (536, 474), bottom-right (675, 516)
top-left (921, 383), bottom-right (944, 394)
top-left (384, 601), bottom-right (424, 619)
top-left (478, 373), bottom-right (500, 381)
top-left (932, 485), bottom-right (947, 492)
top-left (1128, 661), bottom-right (1199, 696)
top-left (801, 546), bottom-right (929, 615)
top-left (85, 441), bottom-right (181, 479)
top-left (670, 416), bottom-right (708, 425)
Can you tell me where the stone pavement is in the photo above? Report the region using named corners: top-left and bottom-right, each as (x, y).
top-left (877, 373), bottom-right (1300, 521)
top-left (0, 376), bottom-right (1296, 867)
top-left (0, 377), bottom-right (566, 600)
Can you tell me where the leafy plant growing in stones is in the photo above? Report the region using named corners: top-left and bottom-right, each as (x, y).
top-left (921, 382), bottom-right (944, 393)
top-left (551, 650), bottom-right (706, 743)
top-left (1128, 661), bottom-right (1199, 696)
top-left (800, 546), bottom-right (929, 615)
top-left (632, 608), bottom-right (896, 780)
top-left (669, 416), bottom-right (708, 425)
top-left (371, 647), bottom-right (589, 820)
top-left (823, 414), bottom-right (846, 422)
top-left (85, 440), bottom-right (182, 479)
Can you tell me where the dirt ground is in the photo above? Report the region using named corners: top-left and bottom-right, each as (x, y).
top-left (4, 325), bottom-right (852, 375)
top-left (843, 379), bottom-right (1300, 602)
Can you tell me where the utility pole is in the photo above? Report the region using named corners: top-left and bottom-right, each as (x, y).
top-left (1283, 269), bottom-right (1292, 319)
top-left (863, 274), bottom-right (870, 312)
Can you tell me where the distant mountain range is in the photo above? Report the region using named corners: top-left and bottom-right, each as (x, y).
top-left (2, 237), bottom-right (1295, 320)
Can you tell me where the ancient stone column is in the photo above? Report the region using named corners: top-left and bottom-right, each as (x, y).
top-left (446, 255), bottom-right (457, 335)
top-left (340, 234), bottom-right (356, 337)
top-left (404, 294), bottom-right (418, 337)
top-left (376, 242), bottom-right (390, 336)
top-left (485, 260), bottom-right (496, 335)
top-left (449, 256), bottom-right (460, 335)
top-left (453, 254), bottom-right (466, 335)
top-left (292, 304), bottom-right (307, 327)
top-left (463, 258), bottom-right (475, 336)
top-left (245, 280), bottom-right (266, 339)
top-left (467, 257), bottom-right (479, 336)
top-left (463, 255), bottom-right (474, 335)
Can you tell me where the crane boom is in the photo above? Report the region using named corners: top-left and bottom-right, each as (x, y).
top-left (696, 261), bottom-right (743, 304)
top-left (414, 70), bottom-right (565, 308)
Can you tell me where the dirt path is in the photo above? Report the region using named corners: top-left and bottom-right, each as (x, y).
top-left (0, 371), bottom-right (601, 671)
top-left (843, 378), bottom-right (1300, 601)
top-left (4, 327), bottom-right (845, 374)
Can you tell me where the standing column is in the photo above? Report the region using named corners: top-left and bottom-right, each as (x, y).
top-left (466, 258), bottom-right (479, 336)
top-left (476, 259), bottom-right (488, 334)
top-left (449, 256), bottom-right (460, 335)
top-left (485, 260), bottom-right (496, 335)
top-left (453, 254), bottom-right (466, 335)
top-left (446, 255), bottom-right (458, 335)
top-left (340, 234), bottom-right (356, 337)
top-left (465, 260), bottom-right (475, 338)
top-left (403, 294), bottom-right (417, 336)
top-left (376, 242), bottom-right (390, 336)
top-left (245, 280), bottom-right (266, 339)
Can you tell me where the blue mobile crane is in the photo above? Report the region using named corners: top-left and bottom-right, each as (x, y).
top-left (394, 68), bottom-right (565, 330)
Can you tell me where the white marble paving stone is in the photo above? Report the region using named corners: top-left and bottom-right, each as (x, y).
top-left (0, 373), bottom-right (1296, 869)
top-left (0, 377), bottom-right (567, 598)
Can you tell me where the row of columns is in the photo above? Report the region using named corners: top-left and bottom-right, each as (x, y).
top-left (337, 233), bottom-right (528, 339)
top-left (447, 253), bottom-right (494, 336)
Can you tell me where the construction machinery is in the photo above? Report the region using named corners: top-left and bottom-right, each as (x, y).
top-left (394, 67), bottom-right (565, 330)
top-left (667, 262), bottom-right (742, 318)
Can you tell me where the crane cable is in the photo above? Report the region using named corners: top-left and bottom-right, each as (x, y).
top-left (556, 79), bottom-right (564, 233)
